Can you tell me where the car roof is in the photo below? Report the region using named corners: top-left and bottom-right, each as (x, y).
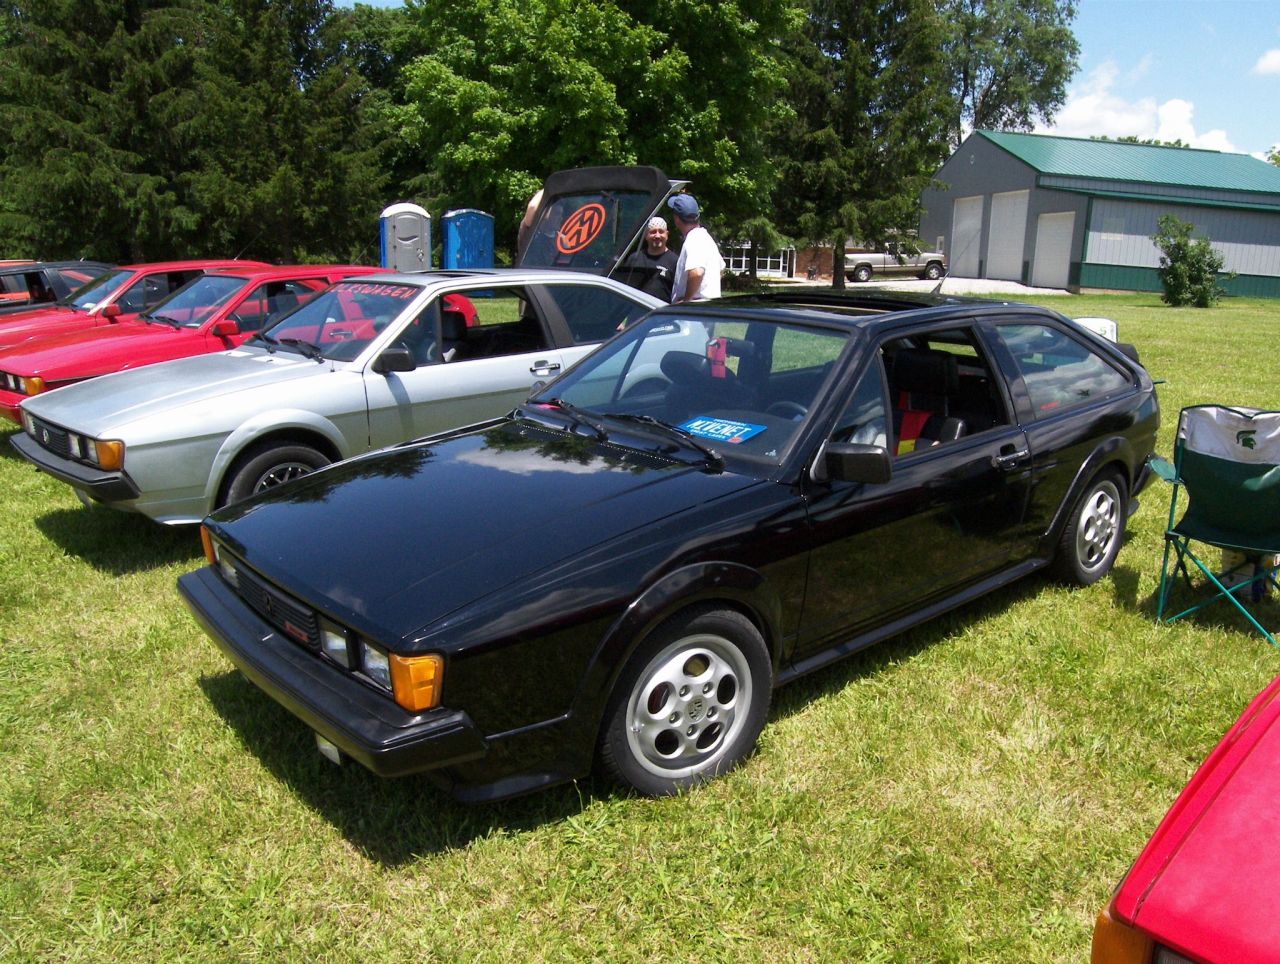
top-left (117, 259), bottom-right (271, 272)
top-left (656, 289), bottom-right (1029, 333)
top-left (335, 267), bottom-right (651, 287)
top-left (201, 264), bottom-right (383, 282)
top-left (0, 260), bottom-right (115, 276)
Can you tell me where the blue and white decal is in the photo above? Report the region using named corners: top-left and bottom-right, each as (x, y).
top-left (678, 416), bottom-right (767, 445)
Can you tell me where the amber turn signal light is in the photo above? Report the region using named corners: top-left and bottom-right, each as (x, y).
top-left (21, 376), bottom-right (46, 396)
top-left (94, 439), bottom-right (125, 470)
top-left (1091, 901), bottom-right (1153, 964)
top-left (200, 525), bottom-right (216, 565)
top-left (390, 653), bottom-right (443, 712)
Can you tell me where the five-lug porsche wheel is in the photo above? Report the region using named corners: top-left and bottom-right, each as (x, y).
top-left (1053, 470), bottom-right (1127, 585)
top-left (600, 607), bottom-right (771, 796)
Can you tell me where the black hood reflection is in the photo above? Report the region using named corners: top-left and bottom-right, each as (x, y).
top-left (209, 420), bottom-right (757, 642)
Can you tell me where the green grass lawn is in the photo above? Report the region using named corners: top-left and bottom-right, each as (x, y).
top-left (3, 291), bottom-right (1279, 960)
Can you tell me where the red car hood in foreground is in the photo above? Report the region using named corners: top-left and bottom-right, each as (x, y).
top-left (1101, 674), bottom-right (1280, 961)
top-left (0, 306), bottom-right (121, 350)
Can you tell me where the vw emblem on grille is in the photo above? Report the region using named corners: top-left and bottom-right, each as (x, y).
top-left (40, 428), bottom-right (50, 444)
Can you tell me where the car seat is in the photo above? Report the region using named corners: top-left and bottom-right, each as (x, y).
top-left (891, 348), bottom-right (967, 454)
top-left (441, 308), bottom-right (469, 362)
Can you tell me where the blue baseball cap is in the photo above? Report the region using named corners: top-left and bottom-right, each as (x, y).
top-left (667, 193), bottom-right (700, 220)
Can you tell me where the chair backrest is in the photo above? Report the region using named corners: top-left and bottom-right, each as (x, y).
top-left (1175, 405), bottom-right (1280, 552)
top-left (891, 348), bottom-right (965, 454)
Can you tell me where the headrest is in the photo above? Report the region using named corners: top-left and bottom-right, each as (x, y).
top-left (660, 351), bottom-right (709, 385)
top-left (893, 348), bottom-right (959, 394)
top-left (441, 308), bottom-right (468, 340)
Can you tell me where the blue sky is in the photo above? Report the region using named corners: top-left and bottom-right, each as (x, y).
top-left (349, 0), bottom-right (1280, 158)
top-left (1039, 0), bottom-right (1279, 157)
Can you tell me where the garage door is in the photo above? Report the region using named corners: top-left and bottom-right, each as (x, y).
top-left (1032, 212), bottom-right (1074, 289)
top-left (986, 191), bottom-right (1029, 281)
top-left (950, 196), bottom-right (983, 278)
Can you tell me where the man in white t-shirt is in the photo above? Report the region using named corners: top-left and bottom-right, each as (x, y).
top-left (667, 193), bottom-right (725, 303)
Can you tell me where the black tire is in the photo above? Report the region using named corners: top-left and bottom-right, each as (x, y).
top-left (922, 262), bottom-right (943, 281)
top-left (222, 442), bottom-right (330, 507)
top-left (852, 265), bottom-right (873, 283)
top-left (599, 607), bottom-right (772, 796)
top-left (1052, 470), bottom-right (1127, 585)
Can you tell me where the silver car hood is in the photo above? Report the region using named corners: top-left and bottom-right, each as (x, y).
top-left (22, 347), bottom-right (326, 435)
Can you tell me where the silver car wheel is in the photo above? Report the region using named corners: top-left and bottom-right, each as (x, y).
top-left (624, 632), bottom-right (753, 779)
top-left (252, 461), bottom-right (316, 492)
top-left (1076, 478), bottom-right (1121, 572)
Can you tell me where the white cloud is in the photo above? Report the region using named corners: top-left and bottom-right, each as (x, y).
top-left (1254, 49), bottom-right (1280, 75)
top-left (1037, 62), bottom-right (1238, 153)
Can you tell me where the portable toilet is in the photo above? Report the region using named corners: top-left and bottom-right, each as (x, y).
top-left (442, 209), bottom-right (494, 270)
top-left (379, 202), bottom-right (431, 272)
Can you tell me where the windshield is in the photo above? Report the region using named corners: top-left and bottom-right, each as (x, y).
top-left (528, 312), bottom-right (850, 471)
top-left (262, 281), bottom-right (420, 361)
top-left (144, 274), bottom-right (245, 328)
top-left (67, 269), bottom-right (132, 311)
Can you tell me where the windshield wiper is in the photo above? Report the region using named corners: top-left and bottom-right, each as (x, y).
top-left (278, 337), bottom-right (325, 362)
top-left (142, 313), bottom-right (182, 328)
top-left (605, 413), bottom-right (724, 470)
top-left (538, 398), bottom-right (608, 441)
top-left (247, 331), bottom-right (278, 353)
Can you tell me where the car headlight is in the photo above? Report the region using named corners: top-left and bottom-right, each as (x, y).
top-left (360, 641), bottom-right (392, 690)
top-left (20, 408), bottom-right (34, 434)
top-left (357, 641), bottom-right (442, 712)
top-left (200, 529), bottom-right (239, 588)
top-left (83, 437), bottom-right (125, 470)
top-left (319, 619), bottom-right (351, 668)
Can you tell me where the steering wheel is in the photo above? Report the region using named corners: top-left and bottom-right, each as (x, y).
top-left (766, 401), bottom-right (808, 421)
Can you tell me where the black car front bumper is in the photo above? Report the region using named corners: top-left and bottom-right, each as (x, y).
top-left (10, 431), bottom-right (141, 502)
top-left (178, 567), bottom-right (488, 777)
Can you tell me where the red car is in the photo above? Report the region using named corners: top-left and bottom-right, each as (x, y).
top-left (0, 258), bottom-right (268, 351)
top-left (0, 264), bottom-right (377, 422)
top-left (1092, 673), bottom-right (1280, 962)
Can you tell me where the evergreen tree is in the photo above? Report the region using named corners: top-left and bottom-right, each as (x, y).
top-left (772, 0), bottom-right (952, 287)
top-left (0, 0), bottom-right (388, 263)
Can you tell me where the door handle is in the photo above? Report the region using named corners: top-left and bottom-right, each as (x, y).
top-left (992, 447), bottom-right (1030, 469)
top-left (530, 361), bottom-right (561, 376)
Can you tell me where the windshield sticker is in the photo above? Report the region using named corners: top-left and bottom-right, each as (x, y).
top-left (556, 203), bottom-right (607, 254)
top-left (342, 282), bottom-right (416, 299)
top-left (678, 417), bottom-right (767, 445)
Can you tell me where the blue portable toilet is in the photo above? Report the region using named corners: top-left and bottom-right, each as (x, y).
top-left (442, 209), bottom-right (495, 269)
top-left (379, 202), bottom-right (431, 272)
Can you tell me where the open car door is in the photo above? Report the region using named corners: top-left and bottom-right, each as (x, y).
top-left (516, 166), bottom-right (686, 278)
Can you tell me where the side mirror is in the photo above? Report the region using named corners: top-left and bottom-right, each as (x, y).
top-left (211, 319), bottom-right (239, 338)
top-left (817, 441), bottom-right (891, 484)
top-left (100, 303), bottom-right (122, 319)
top-left (372, 346), bottom-right (416, 374)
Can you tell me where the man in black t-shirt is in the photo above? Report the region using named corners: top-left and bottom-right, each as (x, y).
top-left (620, 216), bottom-right (679, 302)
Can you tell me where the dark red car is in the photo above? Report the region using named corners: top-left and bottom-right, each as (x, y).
top-left (0, 264), bottom-right (377, 422)
top-left (1092, 673), bottom-right (1280, 962)
top-left (0, 259), bottom-right (268, 351)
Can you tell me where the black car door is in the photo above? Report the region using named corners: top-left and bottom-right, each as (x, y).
top-left (794, 322), bottom-right (1033, 662)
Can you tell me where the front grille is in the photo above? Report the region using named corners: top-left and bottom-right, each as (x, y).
top-left (26, 414), bottom-right (72, 459)
top-left (233, 564), bottom-right (320, 649)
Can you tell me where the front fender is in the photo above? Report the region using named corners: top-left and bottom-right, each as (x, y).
top-left (567, 561), bottom-right (784, 739)
top-left (204, 409), bottom-right (355, 507)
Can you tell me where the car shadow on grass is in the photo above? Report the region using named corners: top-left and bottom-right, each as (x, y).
top-left (198, 669), bottom-right (602, 863)
top-left (34, 506), bottom-right (204, 574)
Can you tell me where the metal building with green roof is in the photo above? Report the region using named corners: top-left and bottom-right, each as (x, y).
top-left (919, 130), bottom-right (1280, 297)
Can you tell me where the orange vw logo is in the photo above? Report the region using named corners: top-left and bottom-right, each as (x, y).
top-left (556, 203), bottom-right (606, 255)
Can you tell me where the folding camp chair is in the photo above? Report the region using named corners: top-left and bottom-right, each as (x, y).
top-left (1154, 405), bottom-right (1280, 646)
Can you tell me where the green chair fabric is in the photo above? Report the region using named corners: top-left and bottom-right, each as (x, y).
top-left (1156, 405), bottom-right (1280, 646)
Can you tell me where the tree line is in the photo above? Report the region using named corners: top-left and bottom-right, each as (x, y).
top-left (0, 0), bottom-right (1078, 273)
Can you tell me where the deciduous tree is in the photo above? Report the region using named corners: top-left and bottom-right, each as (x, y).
top-left (941, 0), bottom-right (1079, 147)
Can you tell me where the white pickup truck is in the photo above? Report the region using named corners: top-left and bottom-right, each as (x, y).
top-left (845, 241), bottom-right (946, 283)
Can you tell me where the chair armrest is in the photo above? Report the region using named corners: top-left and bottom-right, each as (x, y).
top-left (1148, 454), bottom-right (1178, 483)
